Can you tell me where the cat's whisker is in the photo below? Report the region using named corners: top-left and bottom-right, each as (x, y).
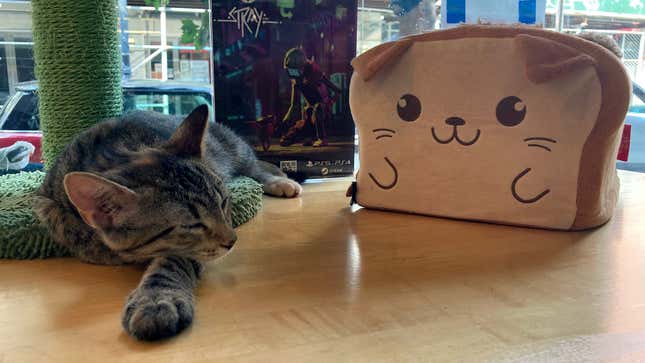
top-left (525, 137), bottom-right (556, 152)
top-left (524, 137), bottom-right (557, 143)
top-left (527, 143), bottom-right (552, 152)
top-left (372, 128), bottom-right (396, 134)
top-left (373, 128), bottom-right (396, 141)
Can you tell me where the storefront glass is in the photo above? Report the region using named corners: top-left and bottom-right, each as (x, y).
top-left (1, 0), bottom-right (645, 171)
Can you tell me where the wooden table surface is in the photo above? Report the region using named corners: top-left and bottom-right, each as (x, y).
top-left (1, 170), bottom-right (645, 362)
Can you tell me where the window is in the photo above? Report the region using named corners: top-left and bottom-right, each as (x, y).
top-left (122, 5), bottom-right (211, 83)
top-left (14, 40), bottom-right (35, 83)
top-left (0, 38), bottom-right (7, 103)
top-left (0, 1), bottom-right (212, 106)
top-left (123, 89), bottom-right (211, 116)
top-left (1, 1), bottom-right (644, 173)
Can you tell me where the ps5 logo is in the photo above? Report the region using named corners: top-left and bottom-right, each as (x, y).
top-left (216, 0), bottom-right (280, 38)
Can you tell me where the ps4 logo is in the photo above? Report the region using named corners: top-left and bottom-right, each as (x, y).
top-left (216, 0), bottom-right (280, 38)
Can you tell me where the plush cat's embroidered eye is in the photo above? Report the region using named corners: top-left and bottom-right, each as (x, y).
top-left (496, 96), bottom-right (526, 127)
top-left (397, 94), bottom-right (421, 122)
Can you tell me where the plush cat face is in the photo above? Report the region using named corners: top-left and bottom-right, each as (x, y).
top-left (64, 105), bottom-right (237, 261)
top-left (350, 33), bottom-right (605, 229)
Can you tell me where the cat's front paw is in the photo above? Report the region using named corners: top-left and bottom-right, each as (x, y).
top-left (263, 177), bottom-right (302, 198)
top-left (122, 288), bottom-right (194, 341)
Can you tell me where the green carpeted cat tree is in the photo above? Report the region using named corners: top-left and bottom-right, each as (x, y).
top-left (0, 0), bottom-right (263, 259)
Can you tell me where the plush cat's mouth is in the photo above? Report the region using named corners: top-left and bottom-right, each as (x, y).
top-left (431, 126), bottom-right (481, 146)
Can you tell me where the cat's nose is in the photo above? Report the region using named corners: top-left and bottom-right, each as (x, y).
top-left (219, 230), bottom-right (237, 249)
top-left (445, 117), bottom-right (466, 126)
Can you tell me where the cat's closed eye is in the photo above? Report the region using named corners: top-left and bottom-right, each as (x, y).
top-left (397, 94), bottom-right (421, 122)
top-left (221, 197), bottom-right (229, 210)
top-left (496, 96), bottom-right (526, 126)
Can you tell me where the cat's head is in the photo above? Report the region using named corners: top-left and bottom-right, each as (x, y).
top-left (63, 105), bottom-right (236, 262)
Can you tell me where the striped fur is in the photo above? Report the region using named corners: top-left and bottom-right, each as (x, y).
top-left (33, 105), bottom-right (302, 340)
top-left (122, 256), bottom-right (202, 340)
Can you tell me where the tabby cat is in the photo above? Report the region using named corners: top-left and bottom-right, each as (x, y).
top-left (34, 105), bottom-right (302, 340)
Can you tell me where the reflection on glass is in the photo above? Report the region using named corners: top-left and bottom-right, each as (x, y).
top-left (0, 2), bottom-right (214, 107)
top-left (124, 5), bottom-right (211, 84)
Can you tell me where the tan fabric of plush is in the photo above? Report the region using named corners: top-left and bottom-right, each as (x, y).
top-left (350, 25), bottom-right (630, 230)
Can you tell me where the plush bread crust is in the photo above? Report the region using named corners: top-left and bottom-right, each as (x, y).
top-left (352, 25), bottom-right (631, 230)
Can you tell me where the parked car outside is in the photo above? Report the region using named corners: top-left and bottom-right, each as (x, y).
top-left (0, 80), bottom-right (213, 170)
top-left (620, 81), bottom-right (645, 172)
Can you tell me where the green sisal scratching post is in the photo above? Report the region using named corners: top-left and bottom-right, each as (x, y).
top-left (32, 0), bottom-right (123, 168)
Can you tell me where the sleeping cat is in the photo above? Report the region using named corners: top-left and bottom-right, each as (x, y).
top-left (34, 105), bottom-right (302, 340)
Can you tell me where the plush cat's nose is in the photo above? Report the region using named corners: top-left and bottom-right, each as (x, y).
top-left (445, 117), bottom-right (466, 126)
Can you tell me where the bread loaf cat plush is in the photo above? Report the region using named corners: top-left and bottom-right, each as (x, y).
top-left (349, 26), bottom-right (630, 230)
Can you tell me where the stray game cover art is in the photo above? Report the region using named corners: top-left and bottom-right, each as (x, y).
top-left (211, 0), bottom-right (357, 179)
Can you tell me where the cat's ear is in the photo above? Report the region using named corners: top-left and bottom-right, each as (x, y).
top-left (352, 39), bottom-right (413, 81)
top-left (515, 34), bottom-right (597, 84)
top-left (63, 172), bottom-right (139, 230)
top-left (163, 104), bottom-right (209, 158)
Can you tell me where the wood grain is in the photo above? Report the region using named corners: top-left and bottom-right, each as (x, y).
top-left (1, 171), bottom-right (645, 362)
